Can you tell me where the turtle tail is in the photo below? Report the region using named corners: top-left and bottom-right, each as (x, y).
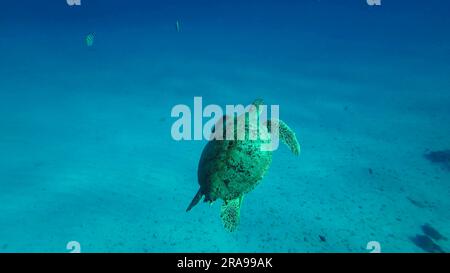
top-left (220, 196), bottom-right (244, 232)
top-left (186, 189), bottom-right (203, 212)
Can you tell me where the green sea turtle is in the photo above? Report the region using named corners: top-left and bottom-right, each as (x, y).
top-left (186, 99), bottom-right (300, 232)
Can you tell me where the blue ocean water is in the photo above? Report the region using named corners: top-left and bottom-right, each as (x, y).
top-left (0, 0), bottom-right (449, 253)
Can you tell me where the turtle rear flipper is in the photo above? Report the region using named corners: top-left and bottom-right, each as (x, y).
top-left (186, 189), bottom-right (203, 212)
top-left (220, 196), bottom-right (244, 232)
top-left (267, 119), bottom-right (300, 155)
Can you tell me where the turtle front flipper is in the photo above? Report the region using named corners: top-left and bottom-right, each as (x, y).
top-left (186, 189), bottom-right (203, 212)
top-left (267, 119), bottom-right (300, 155)
top-left (220, 195), bottom-right (244, 232)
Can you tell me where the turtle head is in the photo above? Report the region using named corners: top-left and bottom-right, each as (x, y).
top-left (251, 98), bottom-right (264, 108)
top-left (248, 98), bottom-right (265, 117)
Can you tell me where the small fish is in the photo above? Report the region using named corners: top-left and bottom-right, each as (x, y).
top-left (406, 196), bottom-right (428, 209)
top-left (176, 20), bottom-right (181, 33)
top-left (424, 150), bottom-right (450, 170)
top-left (422, 224), bottom-right (448, 241)
top-left (319, 235), bottom-right (326, 242)
top-left (86, 33), bottom-right (95, 47)
top-left (411, 234), bottom-right (445, 253)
